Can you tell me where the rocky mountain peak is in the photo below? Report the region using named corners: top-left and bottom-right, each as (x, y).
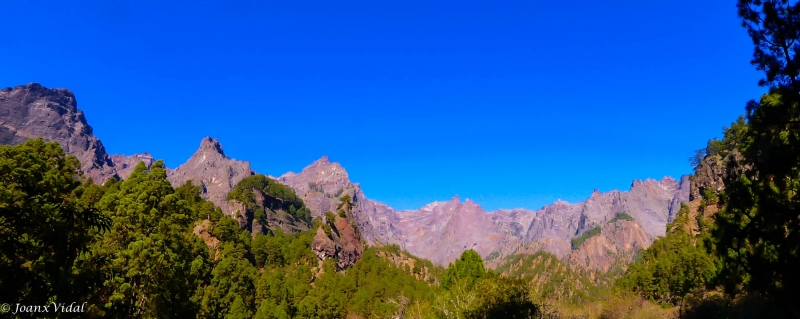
top-left (0, 82), bottom-right (116, 182)
top-left (554, 199), bottom-right (571, 206)
top-left (168, 137), bottom-right (254, 215)
top-left (309, 156), bottom-right (347, 176)
top-left (278, 156), bottom-right (356, 219)
top-left (313, 155), bottom-right (331, 165)
top-left (199, 136), bottom-right (225, 156)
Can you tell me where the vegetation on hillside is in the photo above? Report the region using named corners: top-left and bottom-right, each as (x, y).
top-left (227, 174), bottom-right (312, 225)
top-left (571, 226), bottom-right (601, 249)
top-left (0, 140), bottom-right (544, 318)
top-left (608, 212), bottom-right (634, 223)
top-left (495, 251), bottom-right (604, 305)
top-left (3, 2), bottom-right (800, 317)
top-left (614, 2), bottom-right (800, 317)
top-left (616, 204), bottom-right (717, 306)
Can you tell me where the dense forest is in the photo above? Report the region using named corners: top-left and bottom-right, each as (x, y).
top-left (1, 0), bottom-right (799, 318)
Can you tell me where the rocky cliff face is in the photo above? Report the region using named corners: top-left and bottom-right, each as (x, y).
top-left (226, 191), bottom-right (310, 236)
top-left (392, 196), bottom-right (511, 266)
top-left (0, 83), bottom-right (117, 182)
top-left (278, 156), bottom-right (691, 270)
top-left (167, 137), bottom-right (255, 215)
top-left (278, 156), bottom-right (357, 217)
top-left (690, 151), bottom-right (747, 201)
top-left (3, 82), bottom-right (693, 273)
top-left (111, 153), bottom-right (156, 179)
top-left (567, 220), bottom-right (653, 272)
top-left (310, 213), bottom-right (365, 270)
top-left (278, 157), bottom-right (403, 245)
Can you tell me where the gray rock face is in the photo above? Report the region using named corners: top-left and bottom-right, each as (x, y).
top-left (0, 83), bottom-right (117, 182)
top-left (668, 175), bottom-right (691, 222)
top-left (278, 156), bottom-right (356, 218)
top-left (690, 151), bottom-right (747, 201)
top-left (279, 156), bottom-right (692, 267)
top-left (111, 153), bottom-right (156, 179)
top-left (1, 82), bottom-right (694, 271)
top-left (391, 196), bottom-right (511, 265)
top-left (277, 157), bottom-right (400, 243)
top-left (167, 137), bottom-right (255, 215)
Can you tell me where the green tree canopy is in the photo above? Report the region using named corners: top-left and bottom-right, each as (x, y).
top-left (0, 139), bottom-right (110, 311)
top-left (228, 175), bottom-right (312, 224)
top-left (79, 161), bottom-right (212, 318)
top-left (441, 250), bottom-right (487, 290)
top-left (710, 2), bottom-right (800, 315)
top-left (617, 204), bottom-right (717, 305)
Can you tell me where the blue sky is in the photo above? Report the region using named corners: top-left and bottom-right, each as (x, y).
top-left (2, 0), bottom-right (765, 211)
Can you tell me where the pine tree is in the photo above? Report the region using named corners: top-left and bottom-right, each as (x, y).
top-left (0, 139), bottom-right (110, 313)
top-left (80, 161), bottom-right (212, 318)
top-left (711, 2), bottom-right (800, 316)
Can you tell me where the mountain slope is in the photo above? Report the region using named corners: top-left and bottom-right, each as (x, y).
top-left (2, 82), bottom-right (692, 273)
top-left (277, 156), bottom-right (690, 268)
top-left (111, 153), bottom-right (155, 179)
top-left (167, 136), bottom-right (255, 215)
top-left (0, 83), bottom-right (117, 182)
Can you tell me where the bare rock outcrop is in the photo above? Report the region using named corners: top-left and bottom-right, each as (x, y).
top-left (280, 156), bottom-right (691, 269)
top-left (0, 83), bottom-right (117, 182)
top-left (111, 153), bottom-right (155, 179)
top-left (225, 184), bottom-right (310, 235)
top-left (311, 215), bottom-right (365, 270)
top-left (168, 137), bottom-right (254, 215)
top-left (392, 196), bottom-right (510, 266)
top-left (312, 227), bottom-right (339, 262)
top-left (567, 220), bottom-right (654, 272)
top-left (278, 157), bottom-right (401, 246)
top-left (689, 150), bottom-right (747, 201)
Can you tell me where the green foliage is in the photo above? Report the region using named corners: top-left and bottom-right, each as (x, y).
top-left (702, 2), bottom-right (800, 314)
top-left (175, 180), bottom-right (225, 223)
top-left (1, 140), bottom-right (452, 318)
top-left (692, 116), bottom-right (749, 169)
top-left (441, 250), bottom-right (486, 290)
top-left (608, 212), bottom-right (634, 223)
top-left (228, 175), bottom-right (312, 224)
top-left (617, 204), bottom-right (717, 305)
top-left (76, 160), bottom-right (213, 318)
top-left (702, 188), bottom-right (718, 205)
top-left (427, 251), bottom-right (541, 318)
top-left (324, 211), bottom-right (336, 223)
top-left (571, 226), bottom-right (601, 249)
top-left (495, 251), bottom-right (604, 305)
top-left (0, 139), bottom-right (111, 310)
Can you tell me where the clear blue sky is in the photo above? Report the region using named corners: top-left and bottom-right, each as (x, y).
top-left (2, 0), bottom-right (765, 211)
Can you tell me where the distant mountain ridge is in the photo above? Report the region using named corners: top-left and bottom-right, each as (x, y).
top-left (0, 82), bottom-right (690, 272)
top-left (279, 155), bottom-right (689, 268)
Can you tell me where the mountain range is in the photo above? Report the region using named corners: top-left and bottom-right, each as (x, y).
top-left (0, 83), bottom-right (690, 271)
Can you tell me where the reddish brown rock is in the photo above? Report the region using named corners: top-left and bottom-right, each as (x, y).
top-left (567, 220), bottom-right (653, 272)
top-left (333, 216), bottom-right (364, 269)
top-left (312, 226), bottom-right (338, 262)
